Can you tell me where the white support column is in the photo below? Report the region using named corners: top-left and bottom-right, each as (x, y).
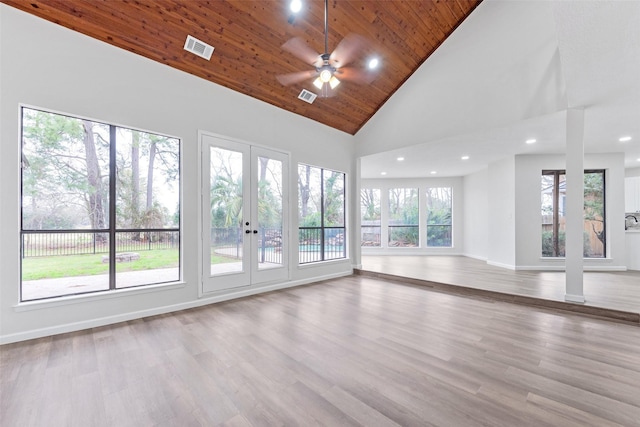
top-left (380, 185), bottom-right (390, 249)
top-left (565, 108), bottom-right (585, 303)
top-left (352, 157), bottom-right (362, 269)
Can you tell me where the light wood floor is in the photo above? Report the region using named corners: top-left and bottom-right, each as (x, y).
top-left (2, 275), bottom-right (640, 426)
top-left (361, 255), bottom-right (640, 319)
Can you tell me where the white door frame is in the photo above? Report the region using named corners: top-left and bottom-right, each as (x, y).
top-left (200, 132), bottom-right (289, 294)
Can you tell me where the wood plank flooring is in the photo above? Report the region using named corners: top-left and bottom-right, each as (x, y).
top-left (361, 255), bottom-right (640, 319)
top-left (2, 275), bottom-right (640, 426)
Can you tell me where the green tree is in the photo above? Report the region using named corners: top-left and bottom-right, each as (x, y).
top-left (323, 170), bottom-right (344, 227)
top-left (360, 188), bottom-right (380, 222)
top-left (388, 188), bottom-right (418, 245)
top-left (426, 187), bottom-right (452, 246)
top-left (298, 164), bottom-right (315, 225)
top-left (211, 175), bottom-right (243, 227)
top-left (22, 109), bottom-right (109, 231)
top-left (584, 172), bottom-right (605, 246)
top-left (115, 129), bottom-right (179, 229)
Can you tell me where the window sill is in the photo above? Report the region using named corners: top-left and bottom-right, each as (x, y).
top-left (14, 281), bottom-right (185, 312)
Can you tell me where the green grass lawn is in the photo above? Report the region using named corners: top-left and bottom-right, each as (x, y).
top-left (22, 250), bottom-right (238, 280)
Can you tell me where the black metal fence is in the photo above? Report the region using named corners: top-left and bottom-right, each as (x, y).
top-left (299, 227), bottom-right (345, 264)
top-left (210, 227), bottom-right (283, 264)
top-left (258, 228), bottom-right (283, 264)
top-left (21, 230), bottom-right (179, 258)
top-left (210, 227), bottom-right (243, 259)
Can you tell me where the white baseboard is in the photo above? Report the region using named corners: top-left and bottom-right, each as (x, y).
top-left (199, 270), bottom-right (352, 302)
top-left (361, 250), bottom-right (464, 256)
top-left (0, 271), bottom-right (352, 345)
top-left (515, 265), bottom-right (627, 272)
top-left (486, 260), bottom-right (516, 270)
top-left (462, 253), bottom-right (488, 261)
top-left (565, 293), bottom-right (586, 303)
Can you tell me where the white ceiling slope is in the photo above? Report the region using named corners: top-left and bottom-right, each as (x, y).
top-left (357, 0), bottom-right (640, 179)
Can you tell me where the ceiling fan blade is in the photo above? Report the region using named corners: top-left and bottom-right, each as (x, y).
top-left (329, 33), bottom-right (367, 68)
top-left (335, 67), bottom-right (376, 84)
top-left (282, 37), bottom-right (323, 67)
top-left (276, 69), bottom-right (318, 86)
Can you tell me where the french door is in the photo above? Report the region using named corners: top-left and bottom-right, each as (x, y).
top-left (202, 134), bottom-right (289, 293)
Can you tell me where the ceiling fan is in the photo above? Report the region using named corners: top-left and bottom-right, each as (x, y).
top-left (276, 0), bottom-right (376, 96)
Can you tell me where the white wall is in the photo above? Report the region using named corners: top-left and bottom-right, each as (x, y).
top-left (0, 6), bottom-right (356, 343)
top-left (514, 153), bottom-right (626, 270)
top-left (626, 167), bottom-right (640, 178)
top-left (360, 177), bottom-right (464, 255)
top-left (487, 157), bottom-right (517, 268)
top-left (463, 169), bottom-right (488, 260)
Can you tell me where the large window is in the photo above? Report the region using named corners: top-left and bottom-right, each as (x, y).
top-left (298, 164), bottom-right (345, 263)
top-left (360, 188), bottom-right (381, 246)
top-left (426, 187), bottom-right (452, 247)
top-left (541, 170), bottom-right (605, 258)
top-left (21, 107), bottom-right (180, 301)
top-left (388, 188), bottom-right (419, 247)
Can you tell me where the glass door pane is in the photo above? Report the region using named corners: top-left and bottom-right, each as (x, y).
top-left (256, 156), bottom-right (284, 270)
top-left (209, 146), bottom-right (246, 276)
top-left (250, 146), bottom-right (289, 285)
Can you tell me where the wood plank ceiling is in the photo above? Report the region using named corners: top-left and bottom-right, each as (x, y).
top-left (2, 0), bottom-right (481, 135)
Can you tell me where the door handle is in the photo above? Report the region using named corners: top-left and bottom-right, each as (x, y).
top-left (253, 230), bottom-right (258, 234)
top-left (245, 230), bottom-right (251, 234)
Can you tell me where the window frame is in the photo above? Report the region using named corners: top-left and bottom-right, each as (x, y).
top-left (387, 187), bottom-right (419, 247)
top-left (425, 187), bottom-right (453, 248)
top-left (360, 188), bottom-right (381, 247)
top-left (541, 169), bottom-right (606, 258)
top-left (298, 164), bottom-right (346, 264)
top-left (20, 106), bottom-right (181, 301)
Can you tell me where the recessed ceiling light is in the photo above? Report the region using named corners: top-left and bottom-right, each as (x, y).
top-left (619, 136), bottom-right (632, 142)
top-left (397, 157), bottom-right (404, 161)
top-left (290, 0), bottom-right (302, 13)
top-left (381, 171), bottom-right (387, 175)
top-left (461, 156), bottom-right (470, 160)
top-left (526, 139), bottom-right (536, 144)
top-left (430, 171), bottom-right (437, 174)
top-left (368, 58), bottom-right (379, 70)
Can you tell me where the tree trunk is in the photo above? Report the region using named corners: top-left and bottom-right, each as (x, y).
top-left (298, 165), bottom-right (311, 219)
top-left (132, 132), bottom-right (140, 227)
top-left (146, 141), bottom-right (156, 210)
top-left (259, 156), bottom-right (269, 183)
top-left (82, 121), bottom-right (106, 233)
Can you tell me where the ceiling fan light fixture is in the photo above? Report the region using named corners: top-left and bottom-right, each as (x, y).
top-left (313, 77), bottom-right (323, 89)
top-left (319, 68), bottom-right (333, 83)
top-left (289, 0), bottom-right (302, 13)
top-left (329, 76), bottom-right (340, 89)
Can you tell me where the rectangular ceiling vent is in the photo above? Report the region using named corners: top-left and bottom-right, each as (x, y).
top-left (184, 35), bottom-right (214, 60)
top-left (298, 89), bottom-right (317, 104)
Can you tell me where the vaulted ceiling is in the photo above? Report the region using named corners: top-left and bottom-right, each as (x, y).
top-left (2, 0), bottom-right (481, 135)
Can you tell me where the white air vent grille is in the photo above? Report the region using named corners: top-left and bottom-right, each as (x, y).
top-left (184, 35), bottom-right (214, 60)
top-left (298, 89), bottom-right (317, 104)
